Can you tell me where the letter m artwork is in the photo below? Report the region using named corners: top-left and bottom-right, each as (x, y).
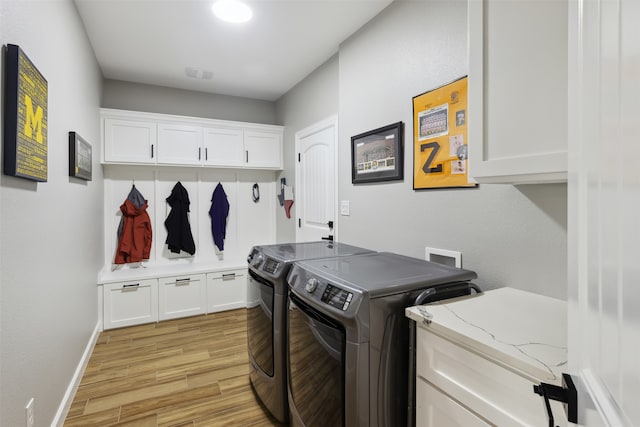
top-left (3, 44), bottom-right (48, 182)
top-left (24, 94), bottom-right (44, 144)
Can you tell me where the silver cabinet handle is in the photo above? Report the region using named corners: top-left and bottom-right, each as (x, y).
top-left (176, 278), bottom-right (191, 285)
top-left (122, 283), bottom-right (140, 290)
top-left (222, 273), bottom-right (236, 280)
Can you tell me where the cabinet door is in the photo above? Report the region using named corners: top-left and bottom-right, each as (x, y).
top-left (104, 118), bottom-right (156, 164)
top-left (157, 123), bottom-right (203, 165)
top-left (103, 279), bottom-right (158, 329)
top-left (206, 269), bottom-right (246, 313)
top-left (158, 274), bottom-right (206, 321)
top-left (202, 127), bottom-right (244, 167)
top-left (468, 0), bottom-right (567, 183)
top-left (417, 379), bottom-right (491, 427)
top-left (417, 328), bottom-right (565, 426)
top-left (244, 130), bottom-right (283, 169)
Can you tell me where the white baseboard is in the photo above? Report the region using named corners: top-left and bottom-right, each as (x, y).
top-left (51, 321), bottom-right (101, 427)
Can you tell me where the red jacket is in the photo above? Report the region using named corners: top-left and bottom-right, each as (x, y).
top-left (114, 199), bottom-right (152, 264)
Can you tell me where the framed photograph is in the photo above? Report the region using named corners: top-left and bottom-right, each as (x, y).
top-left (412, 76), bottom-right (476, 190)
top-left (69, 132), bottom-right (92, 181)
top-left (351, 122), bottom-right (404, 184)
top-left (3, 44), bottom-right (48, 182)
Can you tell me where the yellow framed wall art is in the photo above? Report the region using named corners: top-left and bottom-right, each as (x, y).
top-left (412, 76), bottom-right (475, 190)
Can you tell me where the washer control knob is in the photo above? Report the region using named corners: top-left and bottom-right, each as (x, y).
top-left (251, 253), bottom-right (264, 267)
top-left (305, 277), bottom-right (319, 293)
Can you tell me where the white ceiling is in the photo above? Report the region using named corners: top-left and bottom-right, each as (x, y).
top-left (74, 0), bottom-right (393, 101)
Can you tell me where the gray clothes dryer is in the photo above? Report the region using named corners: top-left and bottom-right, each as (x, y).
top-left (246, 241), bottom-right (374, 423)
top-left (286, 252), bottom-right (479, 427)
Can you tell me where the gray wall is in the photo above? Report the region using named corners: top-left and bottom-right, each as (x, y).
top-left (0, 0), bottom-right (104, 425)
top-left (337, 0), bottom-right (567, 299)
top-left (274, 55), bottom-right (339, 242)
top-left (103, 79), bottom-right (278, 125)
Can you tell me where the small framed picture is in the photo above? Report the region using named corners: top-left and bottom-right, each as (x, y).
top-left (351, 122), bottom-right (404, 184)
top-left (69, 132), bottom-right (92, 181)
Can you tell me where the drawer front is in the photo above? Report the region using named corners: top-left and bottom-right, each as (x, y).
top-left (103, 279), bottom-right (158, 329)
top-left (417, 328), bottom-right (565, 426)
top-left (206, 269), bottom-right (246, 313)
top-left (417, 378), bottom-right (492, 427)
top-left (158, 274), bottom-right (206, 321)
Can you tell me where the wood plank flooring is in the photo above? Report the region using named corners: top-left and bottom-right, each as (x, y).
top-left (64, 309), bottom-right (285, 426)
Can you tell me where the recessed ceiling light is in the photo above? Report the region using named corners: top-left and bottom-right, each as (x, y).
top-left (212, 0), bottom-right (253, 23)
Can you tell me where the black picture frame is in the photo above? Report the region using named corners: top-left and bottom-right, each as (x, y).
top-left (351, 121), bottom-right (404, 184)
top-left (69, 132), bottom-right (92, 181)
top-left (3, 44), bottom-right (48, 182)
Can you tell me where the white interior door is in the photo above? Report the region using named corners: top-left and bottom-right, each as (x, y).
top-left (295, 116), bottom-right (337, 242)
top-left (568, 0), bottom-right (639, 425)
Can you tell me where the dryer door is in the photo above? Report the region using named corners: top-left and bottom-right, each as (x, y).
top-left (247, 270), bottom-right (274, 376)
top-left (288, 293), bottom-right (345, 427)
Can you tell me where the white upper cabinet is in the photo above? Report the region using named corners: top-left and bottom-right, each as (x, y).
top-left (468, 0), bottom-right (568, 184)
top-left (157, 123), bottom-right (203, 165)
top-left (202, 127), bottom-right (245, 167)
top-left (101, 109), bottom-right (283, 170)
top-left (103, 118), bottom-right (157, 164)
top-left (244, 130), bottom-right (283, 169)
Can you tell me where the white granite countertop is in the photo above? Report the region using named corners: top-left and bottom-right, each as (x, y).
top-left (406, 287), bottom-right (567, 383)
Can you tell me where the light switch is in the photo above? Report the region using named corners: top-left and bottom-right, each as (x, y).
top-left (340, 200), bottom-right (350, 216)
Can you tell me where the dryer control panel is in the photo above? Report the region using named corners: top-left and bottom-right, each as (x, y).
top-left (321, 284), bottom-right (353, 311)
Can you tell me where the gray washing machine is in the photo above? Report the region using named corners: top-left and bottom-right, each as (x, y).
top-left (246, 241), bottom-right (374, 423)
top-left (286, 252), bottom-right (479, 427)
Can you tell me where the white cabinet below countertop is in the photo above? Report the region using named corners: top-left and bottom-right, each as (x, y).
top-left (406, 287), bottom-right (568, 427)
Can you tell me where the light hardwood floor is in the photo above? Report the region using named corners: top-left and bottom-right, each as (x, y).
top-left (64, 309), bottom-right (284, 426)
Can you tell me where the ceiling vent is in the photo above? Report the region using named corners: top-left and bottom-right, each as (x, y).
top-left (185, 67), bottom-right (214, 80)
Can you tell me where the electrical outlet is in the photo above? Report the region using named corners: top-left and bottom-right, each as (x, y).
top-left (25, 398), bottom-right (34, 427)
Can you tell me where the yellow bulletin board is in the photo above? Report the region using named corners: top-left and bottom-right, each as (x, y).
top-left (412, 76), bottom-right (475, 190)
top-left (3, 44), bottom-right (48, 182)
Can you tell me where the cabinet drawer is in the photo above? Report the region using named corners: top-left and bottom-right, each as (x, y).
top-left (206, 269), bottom-right (246, 313)
top-left (158, 274), bottom-right (206, 321)
top-left (417, 378), bottom-right (491, 427)
top-left (103, 279), bottom-right (158, 329)
top-left (417, 328), bottom-right (565, 426)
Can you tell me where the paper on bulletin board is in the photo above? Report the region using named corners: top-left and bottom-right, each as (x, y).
top-left (412, 76), bottom-right (476, 190)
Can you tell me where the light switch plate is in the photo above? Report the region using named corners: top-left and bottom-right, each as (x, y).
top-left (340, 200), bottom-right (350, 216)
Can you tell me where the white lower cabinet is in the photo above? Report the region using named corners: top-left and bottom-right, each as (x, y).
top-left (102, 268), bottom-right (249, 329)
top-left (416, 327), bottom-right (566, 426)
top-left (417, 379), bottom-right (491, 427)
top-left (206, 269), bottom-right (246, 313)
top-left (103, 279), bottom-right (158, 329)
top-left (158, 274), bottom-right (207, 321)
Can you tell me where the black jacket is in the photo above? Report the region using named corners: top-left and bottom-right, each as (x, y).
top-left (164, 182), bottom-right (196, 255)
